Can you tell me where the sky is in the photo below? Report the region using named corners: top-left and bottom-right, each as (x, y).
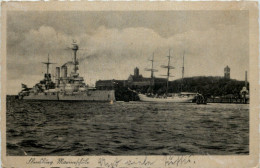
top-left (7, 11), bottom-right (249, 94)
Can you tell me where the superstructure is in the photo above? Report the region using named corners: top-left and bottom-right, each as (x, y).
top-left (18, 42), bottom-right (115, 102)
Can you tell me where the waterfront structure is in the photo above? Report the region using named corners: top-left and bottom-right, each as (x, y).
top-left (224, 66), bottom-right (230, 79)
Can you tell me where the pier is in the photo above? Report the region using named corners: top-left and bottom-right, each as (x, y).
top-left (207, 97), bottom-right (249, 104)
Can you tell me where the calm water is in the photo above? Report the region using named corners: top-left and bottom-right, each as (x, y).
top-left (6, 97), bottom-right (249, 156)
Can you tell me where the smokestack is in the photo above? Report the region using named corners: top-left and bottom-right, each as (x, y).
top-left (245, 71), bottom-right (248, 88)
top-left (61, 66), bottom-right (67, 78)
top-left (55, 67), bottom-right (60, 86)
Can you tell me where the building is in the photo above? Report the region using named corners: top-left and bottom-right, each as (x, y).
top-left (128, 67), bottom-right (150, 86)
top-left (128, 67), bottom-right (166, 87)
top-left (95, 67), bottom-right (167, 89)
top-left (224, 65), bottom-right (230, 79)
top-left (134, 67), bottom-right (140, 77)
top-left (95, 79), bottom-right (126, 90)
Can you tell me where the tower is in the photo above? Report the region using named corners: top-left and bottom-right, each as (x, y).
top-left (224, 66), bottom-right (230, 79)
top-left (134, 67), bottom-right (139, 77)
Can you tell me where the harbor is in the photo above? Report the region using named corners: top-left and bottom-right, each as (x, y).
top-left (6, 97), bottom-right (249, 156)
top-left (5, 8), bottom-right (252, 159)
top-left (16, 43), bottom-right (249, 104)
top-left (96, 62), bottom-right (249, 104)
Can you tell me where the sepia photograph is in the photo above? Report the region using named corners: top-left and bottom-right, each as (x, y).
top-left (1, 1), bottom-right (259, 168)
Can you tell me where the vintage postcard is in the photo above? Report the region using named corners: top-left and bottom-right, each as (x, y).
top-left (1, 1), bottom-right (259, 168)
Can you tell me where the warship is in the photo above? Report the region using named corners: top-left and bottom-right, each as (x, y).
top-left (18, 42), bottom-right (115, 102)
top-left (138, 50), bottom-right (197, 102)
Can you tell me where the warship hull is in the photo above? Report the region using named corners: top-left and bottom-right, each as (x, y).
top-left (22, 90), bottom-right (116, 101)
top-left (23, 95), bottom-right (57, 100)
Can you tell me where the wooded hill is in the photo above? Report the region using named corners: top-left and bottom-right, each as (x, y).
top-left (128, 76), bottom-right (247, 98)
top-left (170, 76), bottom-right (246, 97)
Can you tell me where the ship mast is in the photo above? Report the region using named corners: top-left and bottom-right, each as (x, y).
top-left (151, 53), bottom-right (155, 78)
top-left (161, 49), bottom-right (174, 95)
top-left (145, 52), bottom-right (158, 86)
top-left (42, 54), bottom-right (56, 80)
top-left (181, 51), bottom-right (185, 92)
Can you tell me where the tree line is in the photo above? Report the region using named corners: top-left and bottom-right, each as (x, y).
top-left (114, 76), bottom-right (247, 101)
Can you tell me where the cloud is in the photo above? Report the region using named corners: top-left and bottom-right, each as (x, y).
top-left (7, 23), bottom-right (248, 94)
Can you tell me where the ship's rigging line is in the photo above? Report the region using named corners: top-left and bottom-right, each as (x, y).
top-left (160, 49), bottom-right (174, 95)
top-left (145, 52), bottom-right (158, 88)
top-left (41, 54), bottom-right (56, 81)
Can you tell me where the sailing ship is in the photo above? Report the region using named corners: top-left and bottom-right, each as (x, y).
top-left (138, 50), bottom-right (197, 102)
top-left (18, 42), bottom-right (116, 101)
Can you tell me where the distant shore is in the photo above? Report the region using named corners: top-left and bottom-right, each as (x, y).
top-left (6, 95), bottom-right (249, 104)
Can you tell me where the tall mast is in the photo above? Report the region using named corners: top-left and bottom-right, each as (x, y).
top-left (151, 53), bottom-right (154, 78)
top-left (166, 50), bottom-right (171, 94)
top-left (42, 54), bottom-right (56, 75)
top-left (145, 52), bottom-right (158, 86)
top-left (181, 51), bottom-right (185, 92)
top-left (161, 49), bottom-right (174, 95)
top-left (47, 55), bottom-right (50, 74)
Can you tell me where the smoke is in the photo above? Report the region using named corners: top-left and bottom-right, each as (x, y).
top-left (77, 53), bottom-right (99, 62)
top-left (7, 24), bottom-right (249, 95)
top-left (62, 61), bottom-right (74, 67)
top-left (6, 11), bottom-right (249, 95)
